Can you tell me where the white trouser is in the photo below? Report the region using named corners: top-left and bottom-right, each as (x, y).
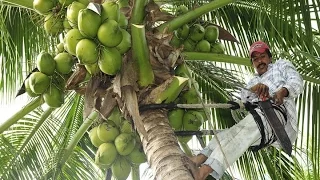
top-left (200, 108), bottom-right (297, 179)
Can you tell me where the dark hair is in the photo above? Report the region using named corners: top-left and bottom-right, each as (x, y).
top-left (266, 49), bottom-right (272, 58)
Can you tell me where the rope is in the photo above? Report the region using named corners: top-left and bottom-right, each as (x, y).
top-left (139, 102), bottom-right (244, 111)
top-left (176, 103), bottom-right (236, 109)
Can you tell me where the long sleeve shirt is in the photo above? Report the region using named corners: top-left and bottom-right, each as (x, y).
top-left (241, 59), bottom-right (304, 133)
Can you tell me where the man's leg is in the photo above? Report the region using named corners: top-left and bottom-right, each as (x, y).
top-left (191, 113), bottom-right (262, 179)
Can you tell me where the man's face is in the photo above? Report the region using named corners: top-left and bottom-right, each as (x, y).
top-left (251, 51), bottom-right (271, 75)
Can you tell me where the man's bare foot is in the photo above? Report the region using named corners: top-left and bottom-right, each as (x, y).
top-left (189, 154), bottom-right (208, 167)
top-left (193, 165), bottom-right (213, 180)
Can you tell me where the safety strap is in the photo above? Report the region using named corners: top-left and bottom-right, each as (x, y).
top-left (245, 102), bottom-right (287, 152)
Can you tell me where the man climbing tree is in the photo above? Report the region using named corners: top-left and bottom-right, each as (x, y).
top-left (190, 41), bottom-right (304, 180)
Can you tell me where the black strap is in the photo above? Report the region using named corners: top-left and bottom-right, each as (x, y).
top-left (245, 102), bottom-right (270, 151)
top-left (245, 102), bottom-right (286, 152)
top-left (227, 101), bottom-right (241, 110)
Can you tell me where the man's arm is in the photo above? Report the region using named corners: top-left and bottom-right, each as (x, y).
top-left (240, 78), bottom-right (259, 102)
top-left (279, 60), bottom-right (304, 98)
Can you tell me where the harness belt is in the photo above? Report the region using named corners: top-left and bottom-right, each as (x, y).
top-left (245, 100), bottom-right (291, 155)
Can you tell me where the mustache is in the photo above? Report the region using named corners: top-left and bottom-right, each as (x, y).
top-left (258, 63), bottom-right (266, 68)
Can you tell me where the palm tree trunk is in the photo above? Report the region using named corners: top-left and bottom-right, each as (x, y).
top-left (139, 109), bottom-right (194, 180)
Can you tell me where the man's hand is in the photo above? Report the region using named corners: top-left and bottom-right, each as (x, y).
top-left (250, 83), bottom-right (270, 100)
top-left (273, 87), bottom-right (289, 105)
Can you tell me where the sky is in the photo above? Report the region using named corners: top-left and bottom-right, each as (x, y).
top-left (0, 95), bottom-right (28, 123)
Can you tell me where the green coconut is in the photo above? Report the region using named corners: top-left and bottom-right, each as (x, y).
top-left (120, 120), bottom-right (132, 133)
top-left (98, 47), bottom-right (122, 75)
top-left (55, 43), bottom-right (65, 54)
top-left (111, 156), bottom-right (131, 180)
top-left (114, 133), bottom-right (136, 156)
top-left (44, 13), bottom-right (64, 36)
top-left (95, 143), bottom-right (118, 166)
top-left (29, 72), bottom-right (50, 94)
top-left (174, 63), bottom-right (191, 77)
top-left (76, 39), bottom-right (98, 64)
top-left (63, 16), bottom-right (72, 32)
top-left (182, 39), bottom-right (196, 51)
top-left (101, 1), bottom-right (120, 22)
top-left (76, 0), bottom-right (89, 6)
top-left (59, 0), bottom-right (75, 6)
top-left (176, 24), bottom-right (190, 40)
top-left (36, 51), bottom-right (56, 76)
top-left (43, 85), bottom-right (64, 107)
top-left (54, 52), bottom-right (74, 74)
top-left (97, 122), bottom-right (120, 142)
top-left (179, 87), bottom-right (200, 104)
top-left (24, 78), bottom-right (39, 97)
top-left (78, 8), bottom-right (102, 38)
top-left (189, 24), bottom-right (205, 42)
top-left (97, 20), bottom-right (123, 47)
top-left (168, 109), bottom-right (184, 130)
top-left (204, 25), bottom-right (219, 43)
top-left (115, 29), bottom-right (131, 54)
top-left (175, 5), bottom-right (188, 16)
top-left (33, 0), bottom-right (55, 15)
top-left (66, 1), bottom-right (86, 28)
top-left (84, 63), bottom-right (100, 75)
top-left (88, 126), bottom-right (104, 148)
top-left (65, 29), bottom-right (84, 56)
top-left (118, 12), bottom-right (128, 29)
top-left (195, 40), bottom-right (211, 52)
top-left (211, 42), bottom-right (225, 54)
top-left (127, 145), bottom-right (147, 164)
top-left (183, 110), bottom-right (203, 131)
top-left (170, 33), bottom-right (182, 48)
top-left (108, 107), bottom-right (123, 127)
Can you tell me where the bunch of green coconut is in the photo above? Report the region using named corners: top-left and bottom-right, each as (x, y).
top-left (33, 0), bottom-right (130, 76)
top-left (88, 107), bottom-right (147, 180)
top-left (170, 5), bottom-right (225, 54)
top-left (24, 51), bottom-right (75, 108)
top-left (166, 63), bottom-right (207, 144)
top-left (33, 0), bottom-right (90, 35)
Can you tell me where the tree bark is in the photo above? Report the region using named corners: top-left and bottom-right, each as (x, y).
top-left (139, 109), bottom-right (195, 180)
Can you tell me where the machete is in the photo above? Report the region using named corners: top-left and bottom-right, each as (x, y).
top-left (258, 99), bottom-right (292, 156)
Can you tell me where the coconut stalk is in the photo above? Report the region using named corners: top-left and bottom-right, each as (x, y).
top-left (131, 164), bottom-right (140, 180)
top-left (131, 24), bottom-right (154, 87)
top-left (7, 107), bottom-right (55, 168)
top-left (0, 96), bottom-right (43, 134)
top-left (156, 0), bottom-right (236, 33)
top-left (59, 110), bottom-right (98, 165)
top-left (180, 142), bottom-right (193, 156)
top-left (130, 0), bottom-right (147, 24)
top-left (182, 52), bottom-right (251, 66)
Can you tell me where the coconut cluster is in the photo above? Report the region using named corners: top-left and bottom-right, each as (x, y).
top-left (33, 0), bottom-right (131, 76)
top-left (25, 51), bottom-right (75, 107)
top-left (89, 107), bottom-right (147, 180)
top-left (167, 63), bottom-right (208, 144)
top-left (170, 5), bottom-right (225, 54)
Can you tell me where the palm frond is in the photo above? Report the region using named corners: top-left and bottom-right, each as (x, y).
top-left (0, 92), bottom-right (102, 179)
top-left (0, 5), bottom-right (58, 103)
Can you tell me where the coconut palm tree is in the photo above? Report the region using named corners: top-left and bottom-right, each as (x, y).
top-left (0, 0), bottom-right (319, 179)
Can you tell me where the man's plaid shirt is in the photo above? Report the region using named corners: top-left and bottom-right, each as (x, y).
top-left (241, 59), bottom-right (304, 134)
